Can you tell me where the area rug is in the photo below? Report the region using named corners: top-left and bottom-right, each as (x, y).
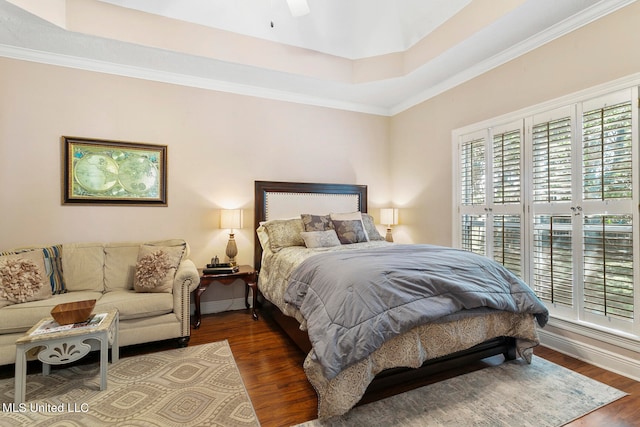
top-left (295, 357), bottom-right (627, 427)
top-left (0, 340), bottom-right (259, 426)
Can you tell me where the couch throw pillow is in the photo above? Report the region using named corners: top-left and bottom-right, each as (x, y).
top-left (134, 245), bottom-right (184, 293)
top-left (0, 250), bottom-right (52, 304)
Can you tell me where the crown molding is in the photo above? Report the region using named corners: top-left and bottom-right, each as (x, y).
top-left (0, 44), bottom-right (391, 116)
top-left (389, 0), bottom-right (637, 115)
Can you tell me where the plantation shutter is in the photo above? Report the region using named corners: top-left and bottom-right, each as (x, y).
top-left (581, 97), bottom-right (634, 322)
top-left (493, 214), bottom-right (521, 276)
top-left (531, 108), bottom-right (574, 307)
top-left (459, 134), bottom-right (487, 255)
top-left (460, 137), bottom-right (485, 206)
top-left (532, 117), bottom-right (573, 203)
top-left (533, 215), bottom-right (573, 306)
top-left (461, 214), bottom-right (486, 255)
top-left (491, 126), bottom-right (523, 276)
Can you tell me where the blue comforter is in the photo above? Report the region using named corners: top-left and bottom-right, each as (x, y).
top-left (284, 244), bottom-right (549, 379)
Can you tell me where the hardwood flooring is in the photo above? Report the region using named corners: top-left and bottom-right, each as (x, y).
top-left (192, 310), bottom-right (640, 427)
top-left (2, 309), bottom-right (639, 426)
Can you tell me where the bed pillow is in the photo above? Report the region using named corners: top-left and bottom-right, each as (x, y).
top-left (301, 214), bottom-right (334, 232)
top-left (362, 213), bottom-right (385, 241)
top-left (256, 222), bottom-right (270, 251)
top-left (330, 212), bottom-right (369, 244)
top-left (331, 219), bottom-right (369, 244)
top-left (301, 230), bottom-right (341, 248)
top-left (263, 218), bottom-right (305, 252)
top-left (133, 244), bottom-right (185, 293)
top-left (0, 250), bottom-right (52, 304)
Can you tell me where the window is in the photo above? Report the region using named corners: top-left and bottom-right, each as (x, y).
top-left (458, 124), bottom-right (523, 277)
top-left (454, 86), bottom-right (638, 337)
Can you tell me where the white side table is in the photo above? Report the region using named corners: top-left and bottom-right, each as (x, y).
top-left (14, 309), bottom-right (119, 404)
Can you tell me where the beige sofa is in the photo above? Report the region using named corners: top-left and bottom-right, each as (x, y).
top-left (0, 239), bottom-right (199, 365)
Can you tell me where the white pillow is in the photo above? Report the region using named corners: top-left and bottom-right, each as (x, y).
top-left (301, 230), bottom-right (341, 248)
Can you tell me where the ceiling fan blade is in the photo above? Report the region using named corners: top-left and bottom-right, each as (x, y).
top-left (286, 0), bottom-right (310, 17)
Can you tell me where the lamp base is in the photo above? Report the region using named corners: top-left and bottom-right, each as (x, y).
top-left (226, 233), bottom-right (238, 266)
top-left (385, 227), bottom-right (394, 243)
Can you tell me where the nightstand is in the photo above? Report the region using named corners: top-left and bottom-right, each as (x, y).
top-left (192, 265), bottom-right (258, 328)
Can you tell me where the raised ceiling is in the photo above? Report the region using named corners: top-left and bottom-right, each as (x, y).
top-left (0, 0), bottom-right (634, 115)
top-left (97, 0), bottom-right (473, 59)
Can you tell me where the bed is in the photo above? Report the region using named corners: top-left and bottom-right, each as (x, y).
top-left (253, 180), bottom-right (548, 419)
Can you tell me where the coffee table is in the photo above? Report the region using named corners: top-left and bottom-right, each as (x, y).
top-left (14, 309), bottom-right (119, 404)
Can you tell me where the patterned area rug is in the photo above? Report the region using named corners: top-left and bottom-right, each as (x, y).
top-left (296, 357), bottom-right (627, 427)
top-left (0, 341), bottom-right (259, 426)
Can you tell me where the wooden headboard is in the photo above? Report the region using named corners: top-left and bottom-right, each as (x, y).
top-left (254, 180), bottom-right (368, 271)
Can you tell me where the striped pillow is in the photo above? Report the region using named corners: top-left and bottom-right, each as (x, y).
top-left (0, 245), bottom-right (66, 294)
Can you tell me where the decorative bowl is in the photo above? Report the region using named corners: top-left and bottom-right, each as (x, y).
top-left (50, 299), bottom-right (96, 325)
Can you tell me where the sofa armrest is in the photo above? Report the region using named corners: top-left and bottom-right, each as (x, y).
top-left (175, 259), bottom-right (199, 293)
top-left (173, 258), bottom-right (200, 337)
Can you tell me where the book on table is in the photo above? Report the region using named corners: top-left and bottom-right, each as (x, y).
top-left (203, 266), bottom-right (239, 275)
top-left (30, 312), bottom-right (108, 336)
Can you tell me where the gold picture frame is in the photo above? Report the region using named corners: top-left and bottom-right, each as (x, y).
top-left (62, 136), bottom-right (167, 205)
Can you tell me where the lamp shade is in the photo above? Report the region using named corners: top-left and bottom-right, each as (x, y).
top-left (379, 208), bottom-right (399, 226)
top-left (220, 209), bottom-right (243, 231)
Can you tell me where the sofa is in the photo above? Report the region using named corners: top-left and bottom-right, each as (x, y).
top-left (0, 239), bottom-right (200, 365)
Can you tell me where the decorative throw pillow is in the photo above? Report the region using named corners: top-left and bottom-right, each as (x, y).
top-left (330, 211), bottom-right (370, 243)
top-left (134, 245), bottom-right (185, 293)
top-left (301, 230), bottom-right (342, 248)
top-left (263, 218), bottom-right (305, 252)
top-left (331, 219), bottom-right (368, 244)
top-left (362, 213), bottom-right (385, 241)
top-left (0, 250), bottom-right (52, 303)
top-left (0, 245), bottom-right (66, 294)
top-left (301, 214), bottom-right (334, 232)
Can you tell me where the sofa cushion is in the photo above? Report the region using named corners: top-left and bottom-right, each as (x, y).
top-left (104, 242), bottom-right (139, 292)
top-left (134, 244), bottom-right (185, 293)
top-left (62, 243), bottom-right (105, 292)
top-left (0, 250), bottom-right (52, 304)
top-left (96, 290), bottom-right (173, 320)
top-left (0, 291), bottom-right (102, 334)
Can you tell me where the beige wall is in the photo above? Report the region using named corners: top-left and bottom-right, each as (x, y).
top-left (0, 57), bottom-right (391, 273)
top-left (390, 2), bottom-right (640, 246)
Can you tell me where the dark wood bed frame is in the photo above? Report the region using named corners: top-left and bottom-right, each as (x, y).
top-left (253, 180), bottom-right (517, 391)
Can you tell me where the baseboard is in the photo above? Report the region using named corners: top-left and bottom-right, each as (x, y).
top-left (538, 328), bottom-right (640, 382)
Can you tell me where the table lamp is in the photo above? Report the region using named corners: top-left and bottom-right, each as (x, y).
top-left (220, 209), bottom-right (243, 265)
top-left (379, 208), bottom-right (399, 242)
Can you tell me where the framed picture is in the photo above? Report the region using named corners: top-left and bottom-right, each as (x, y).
top-left (62, 136), bottom-right (167, 205)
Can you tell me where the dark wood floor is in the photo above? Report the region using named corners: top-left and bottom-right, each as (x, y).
top-left (2, 309), bottom-right (639, 426)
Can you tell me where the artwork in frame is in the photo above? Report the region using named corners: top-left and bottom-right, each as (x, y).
top-left (62, 136), bottom-right (168, 206)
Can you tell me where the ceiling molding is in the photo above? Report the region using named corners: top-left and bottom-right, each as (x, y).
top-left (389, 0), bottom-right (637, 115)
top-left (0, 43), bottom-right (391, 116)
